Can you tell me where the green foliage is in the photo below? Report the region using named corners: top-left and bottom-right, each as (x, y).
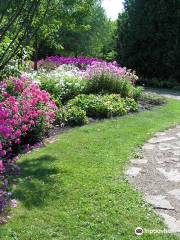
top-left (131, 86), bottom-right (144, 101)
top-left (117, 0), bottom-right (180, 85)
top-left (63, 106), bottom-right (89, 126)
top-left (85, 73), bottom-right (142, 99)
top-left (140, 92), bottom-right (167, 105)
top-left (0, 0), bottom-right (49, 71)
top-left (39, 74), bottom-right (85, 104)
top-left (55, 106), bottom-right (88, 127)
top-left (38, 1), bottom-right (116, 59)
top-left (124, 97), bottom-right (139, 111)
top-left (39, 75), bottom-right (61, 105)
top-left (0, 36), bottom-right (33, 80)
top-left (67, 94), bottom-right (138, 118)
top-left (55, 109), bottom-right (64, 125)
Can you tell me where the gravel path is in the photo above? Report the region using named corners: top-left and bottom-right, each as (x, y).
top-left (126, 125), bottom-right (180, 233)
top-left (127, 90), bottom-right (180, 233)
top-left (145, 88), bottom-right (180, 100)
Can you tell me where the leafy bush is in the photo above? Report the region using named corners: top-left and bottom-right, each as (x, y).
top-left (130, 86), bottom-right (144, 101)
top-left (63, 106), bottom-right (88, 126)
top-left (31, 60), bottom-right (142, 102)
top-left (55, 106), bottom-right (88, 127)
top-left (140, 92), bottom-right (167, 105)
top-left (67, 94), bottom-right (138, 118)
top-left (124, 97), bottom-right (139, 111)
top-left (83, 61), bottom-right (140, 98)
top-left (0, 37), bottom-right (32, 80)
top-left (32, 65), bottom-right (85, 103)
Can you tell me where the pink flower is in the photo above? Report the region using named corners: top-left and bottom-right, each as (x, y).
top-left (0, 75), bottom-right (57, 163)
top-left (15, 138), bottom-right (21, 144)
top-left (21, 125), bottom-right (28, 132)
top-left (0, 150), bottom-right (6, 157)
top-left (12, 156), bottom-right (19, 163)
top-left (11, 199), bottom-right (17, 208)
top-left (0, 160), bottom-right (5, 171)
top-left (14, 130), bottom-right (21, 138)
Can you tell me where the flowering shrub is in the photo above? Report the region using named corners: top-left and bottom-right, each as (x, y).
top-left (31, 58), bottom-right (142, 103)
top-left (82, 61), bottom-right (141, 98)
top-left (67, 94), bottom-right (138, 118)
top-left (36, 57), bottom-right (141, 100)
top-left (33, 65), bottom-right (85, 103)
top-left (83, 61), bottom-right (138, 83)
top-left (38, 57), bottom-right (138, 83)
top-left (0, 75), bottom-right (57, 157)
top-left (38, 56), bottom-right (102, 69)
top-left (0, 75), bottom-right (57, 216)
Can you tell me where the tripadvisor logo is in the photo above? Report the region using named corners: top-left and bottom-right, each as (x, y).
top-left (135, 227), bottom-right (144, 236)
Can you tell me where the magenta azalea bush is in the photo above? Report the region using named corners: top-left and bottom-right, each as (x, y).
top-left (0, 75), bottom-right (57, 216)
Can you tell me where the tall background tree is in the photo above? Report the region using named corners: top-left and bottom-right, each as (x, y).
top-left (37, 0), bottom-right (116, 60)
top-left (117, 0), bottom-right (180, 86)
top-left (0, 0), bottom-right (51, 70)
top-left (0, 0), bottom-right (117, 74)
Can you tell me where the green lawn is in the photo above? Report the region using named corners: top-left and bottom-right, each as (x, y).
top-left (1, 99), bottom-right (180, 240)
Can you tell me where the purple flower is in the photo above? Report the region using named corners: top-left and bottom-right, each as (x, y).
top-left (11, 199), bottom-right (17, 208)
top-left (38, 56), bottom-right (103, 67)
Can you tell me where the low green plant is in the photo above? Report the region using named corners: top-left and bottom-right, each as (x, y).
top-left (85, 72), bottom-right (143, 100)
top-left (67, 94), bottom-right (138, 118)
top-left (63, 106), bottom-right (88, 126)
top-left (130, 86), bottom-right (144, 101)
top-left (55, 109), bottom-right (64, 125)
top-left (39, 75), bottom-right (85, 104)
top-left (125, 97), bottom-right (139, 111)
top-left (140, 92), bottom-right (167, 105)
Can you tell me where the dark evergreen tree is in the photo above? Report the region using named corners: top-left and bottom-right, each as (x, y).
top-left (117, 0), bottom-right (180, 86)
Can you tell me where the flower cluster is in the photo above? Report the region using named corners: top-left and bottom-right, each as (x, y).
top-left (37, 57), bottom-right (138, 84)
top-left (41, 64), bottom-right (83, 80)
top-left (0, 76), bottom-right (57, 215)
top-left (82, 61), bottom-right (138, 83)
top-left (0, 76), bottom-right (57, 158)
top-left (38, 56), bottom-right (102, 68)
top-left (31, 65), bottom-right (85, 103)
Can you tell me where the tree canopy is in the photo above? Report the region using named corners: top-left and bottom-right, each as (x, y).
top-left (117, 0), bottom-right (180, 85)
top-left (0, 0), bottom-right (116, 72)
top-left (0, 0), bottom-right (52, 69)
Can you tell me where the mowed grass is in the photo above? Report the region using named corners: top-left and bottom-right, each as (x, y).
top-left (1, 99), bottom-right (180, 240)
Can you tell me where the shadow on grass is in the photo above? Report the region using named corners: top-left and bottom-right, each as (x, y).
top-left (13, 154), bottom-right (67, 209)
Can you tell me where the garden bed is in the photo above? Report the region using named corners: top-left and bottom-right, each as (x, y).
top-left (0, 56), bottom-right (166, 224)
